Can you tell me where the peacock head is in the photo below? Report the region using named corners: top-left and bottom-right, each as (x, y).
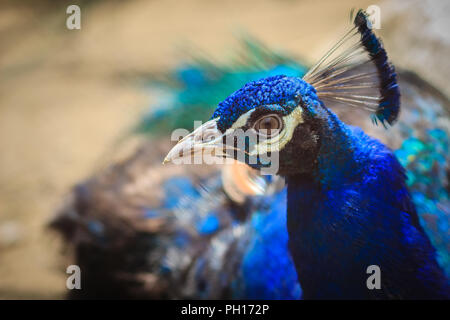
top-left (164, 10), bottom-right (400, 177)
top-left (164, 75), bottom-right (326, 176)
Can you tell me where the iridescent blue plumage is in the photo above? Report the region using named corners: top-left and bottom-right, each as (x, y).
top-left (286, 121), bottom-right (448, 298)
top-left (212, 75), bottom-right (313, 132)
top-left (138, 71), bottom-right (448, 299)
top-left (183, 10), bottom-right (448, 298)
top-left (237, 190), bottom-right (301, 299)
top-left (203, 72), bottom-right (449, 298)
top-left (51, 13), bottom-right (449, 299)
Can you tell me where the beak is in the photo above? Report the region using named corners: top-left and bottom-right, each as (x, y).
top-left (163, 118), bottom-right (229, 164)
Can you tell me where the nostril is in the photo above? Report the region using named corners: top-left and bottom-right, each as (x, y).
top-left (200, 131), bottom-right (217, 142)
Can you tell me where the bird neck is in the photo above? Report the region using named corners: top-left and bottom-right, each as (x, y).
top-left (315, 109), bottom-right (363, 187)
top-left (285, 108), bottom-right (400, 298)
top-left (284, 116), bottom-right (449, 299)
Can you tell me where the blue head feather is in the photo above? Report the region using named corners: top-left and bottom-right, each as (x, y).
top-left (212, 75), bottom-right (316, 132)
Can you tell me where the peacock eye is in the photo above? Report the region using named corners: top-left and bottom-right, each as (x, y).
top-left (253, 114), bottom-right (283, 137)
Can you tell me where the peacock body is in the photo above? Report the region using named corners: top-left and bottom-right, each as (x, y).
top-left (52, 11), bottom-right (449, 299)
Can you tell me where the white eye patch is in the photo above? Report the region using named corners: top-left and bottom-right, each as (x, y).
top-left (228, 106), bottom-right (304, 156)
top-left (230, 109), bottom-right (256, 130)
top-left (250, 106), bottom-right (304, 155)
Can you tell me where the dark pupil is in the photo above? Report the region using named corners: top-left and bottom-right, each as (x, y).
top-left (258, 116), bottom-right (279, 134)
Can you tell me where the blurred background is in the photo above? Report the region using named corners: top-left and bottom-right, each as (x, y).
top-left (0, 0), bottom-right (448, 299)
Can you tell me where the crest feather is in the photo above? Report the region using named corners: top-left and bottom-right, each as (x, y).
top-left (303, 9), bottom-right (400, 126)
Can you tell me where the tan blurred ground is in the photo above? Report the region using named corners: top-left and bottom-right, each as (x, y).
top-left (1, 0), bottom-right (446, 299)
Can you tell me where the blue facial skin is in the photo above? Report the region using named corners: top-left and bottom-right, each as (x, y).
top-left (212, 75), bottom-right (317, 132)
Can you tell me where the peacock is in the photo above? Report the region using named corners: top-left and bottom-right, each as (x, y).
top-left (51, 10), bottom-right (449, 299)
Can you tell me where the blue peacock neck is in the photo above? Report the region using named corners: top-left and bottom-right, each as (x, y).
top-left (284, 107), bottom-right (393, 299)
top-left (316, 110), bottom-right (363, 188)
top-left (283, 103), bottom-right (449, 299)
top-left (301, 105), bottom-right (364, 188)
